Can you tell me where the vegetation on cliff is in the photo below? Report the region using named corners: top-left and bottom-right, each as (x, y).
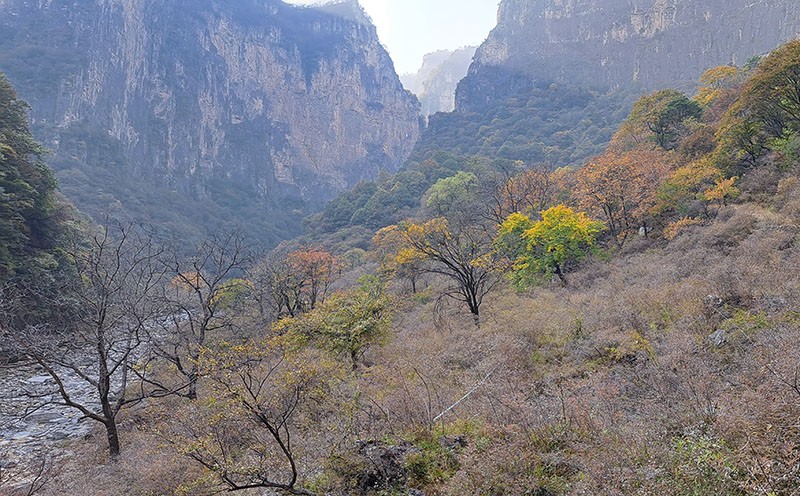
top-left (4, 33), bottom-right (800, 496)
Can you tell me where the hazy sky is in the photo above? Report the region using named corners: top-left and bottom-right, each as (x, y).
top-left (284, 0), bottom-right (501, 74)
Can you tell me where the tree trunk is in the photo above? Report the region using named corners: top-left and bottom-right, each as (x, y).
top-left (467, 296), bottom-right (480, 327)
top-left (104, 418), bottom-right (121, 459)
top-left (187, 372), bottom-right (198, 400)
top-left (554, 264), bottom-right (568, 287)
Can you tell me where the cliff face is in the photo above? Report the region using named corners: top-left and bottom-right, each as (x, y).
top-left (457, 0), bottom-right (800, 111)
top-left (0, 0), bottom-right (419, 243)
top-left (401, 47), bottom-right (476, 117)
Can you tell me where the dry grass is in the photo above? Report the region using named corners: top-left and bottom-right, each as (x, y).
top-left (25, 194), bottom-right (800, 495)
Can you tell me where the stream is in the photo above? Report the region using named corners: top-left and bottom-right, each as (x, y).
top-left (0, 360), bottom-right (98, 488)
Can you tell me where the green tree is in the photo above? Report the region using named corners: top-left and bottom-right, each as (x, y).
top-left (717, 39), bottom-right (800, 164)
top-left (615, 89), bottom-right (702, 150)
top-left (498, 205), bottom-right (604, 287)
top-left (275, 275), bottom-right (394, 370)
top-left (0, 72), bottom-right (58, 279)
top-left (424, 171), bottom-right (479, 220)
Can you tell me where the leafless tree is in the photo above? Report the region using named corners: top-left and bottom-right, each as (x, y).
top-left (248, 254), bottom-right (306, 320)
top-left (0, 453), bottom-right (54, 496)
top-left (169, 343), bottom-right (330, 495)
top-left (136, 230), bottom-right (250, 401)
top-left (9, 222), bottom-right (166, 459)
top-left (245, 248), bottom-right (338, 322)
top-left (483, 163), bottom-right (560, 224)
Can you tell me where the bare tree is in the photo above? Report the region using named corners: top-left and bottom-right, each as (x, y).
top-left (136, 230), bottom-right (250, 400)
top-left (399, 218), bottom-right (504, 325)
top-left (9, 222), bottom-right (166, 459)
top-left (246, 248), bottom-right (338, 322)
top-left (248, 254), bottom-right (306, 320)
top-left (169, 341), bottom-right (335, 495)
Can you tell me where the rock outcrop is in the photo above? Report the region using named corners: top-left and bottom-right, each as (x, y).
top-left (0, 0), bottom-right (420, 244)
top-left (401, 47), bottom-right (476, 117)
top-left (457, 0), bottom-right (800, 112)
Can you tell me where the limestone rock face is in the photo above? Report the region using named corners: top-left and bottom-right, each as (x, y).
top-left (0, 0), bottom-right (420, 239)
top-left (457, 0), bottom-right (800, 111)
top-left (402, 47), bottom-right (476, 117)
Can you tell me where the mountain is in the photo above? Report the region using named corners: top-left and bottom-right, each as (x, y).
top-left (0, 0), bottom-right (420, 246)
top-left (401, 47), bottom-right (476, 116)
top-left (307, 0), bottom-right (800, 243)
top-left (457, 0), bottom-right (800, 112)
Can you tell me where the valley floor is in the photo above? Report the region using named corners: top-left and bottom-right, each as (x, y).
top-left (12, 202), bottom-right (799, 496)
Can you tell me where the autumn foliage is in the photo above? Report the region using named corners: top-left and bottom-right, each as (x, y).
top-left (574, 149), bottom-right (677, 245)
top-left (497, 206), bottom-right (604, 287)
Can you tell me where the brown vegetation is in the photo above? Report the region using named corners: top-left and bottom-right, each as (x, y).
top-left (6, 37), bottom-right (800, 496)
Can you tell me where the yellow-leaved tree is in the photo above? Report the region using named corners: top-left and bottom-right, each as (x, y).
top-left (496, 205), bottom-right (605, 287)
top-left (385, 217), bottom-right (504, 325)
top-left (695, 65), bottom-right (744, 107)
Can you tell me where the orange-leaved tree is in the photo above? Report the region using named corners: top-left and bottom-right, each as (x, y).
top-left (575, 150), bottom-right (676, 246)
top-left (286, 248), bottom-right (339, 312)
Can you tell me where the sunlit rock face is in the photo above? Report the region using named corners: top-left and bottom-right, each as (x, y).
top-left (0, 0), bottom-right (420, 213)
top-left (457, 0), bottom-right (800, 111)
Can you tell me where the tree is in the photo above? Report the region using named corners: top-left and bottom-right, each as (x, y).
top-left (614, 89), bottom-right (702, 150)
top-left (423, 171), bottom-right (480, 220)
top-left (717, 39), bottom-right (800, 162)
top-left (575, 150), bottom-right (676, 246)
top-left (248, 254), bottom-right (304, 321)
top-left (275, 275), bottom-right (394, 370)
top-left (170, 338), bottom-right (341, 495)
top-left (484, 165), bottom-right (562, 224)
top-left (247, 248), bottom-right (339, 321)
top-left (0, 453), bottom-right (53, 496)
top-left (392, 218), bottom-right (503, 325)
top-left (10, 222), bottom-right (166, 458)
top-left (695, 66), bottom-right (744, 107)
top-left (653, 156), bottom-right (733, 220)
top-left (498, 205), bottom-right (604, 287)
top-left (285, 248), bottom-right (338, 312)
top-left (373, 225), bottom-right (427, 293)
top-left (0, 72), bottom-right (72, 329)
top-left (0, 72), bottom-right (58, 279)
top-left (138, 230), bottom-right (250, 401)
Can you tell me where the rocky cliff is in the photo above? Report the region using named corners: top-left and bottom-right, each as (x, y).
top-left (457, 0), bottom-right (800, 112)
top-left (0, 0), bottom-right (420, 244)
top-left (401, 47), bottom-right (476, 117)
